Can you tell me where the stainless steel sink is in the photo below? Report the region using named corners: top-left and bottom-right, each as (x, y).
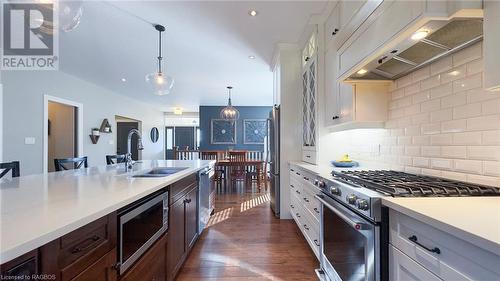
top-left (132, 167), bottom-right (188, 178)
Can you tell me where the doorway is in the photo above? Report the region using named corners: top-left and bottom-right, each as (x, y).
top-left (43, 95), bottom-right (83, 173)
top-left (116, 116), bottom-right (142, 161)
top-left (165, 126), bottom-right (200, 159)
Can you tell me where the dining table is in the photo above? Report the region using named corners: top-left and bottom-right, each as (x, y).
top-left (216, 159), bottom-right (265, 190)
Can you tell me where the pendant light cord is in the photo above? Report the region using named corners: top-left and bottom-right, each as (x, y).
top-left (158, 29), bottom-right (163, 74)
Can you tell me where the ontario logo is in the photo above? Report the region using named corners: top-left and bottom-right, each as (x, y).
top-left (1, 1), bottom-right (59, 70)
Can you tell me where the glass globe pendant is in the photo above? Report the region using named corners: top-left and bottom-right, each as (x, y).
top-left (146, 24), bottom-right (174, 96)
top-left (220, 86), bottom-right (240, 120)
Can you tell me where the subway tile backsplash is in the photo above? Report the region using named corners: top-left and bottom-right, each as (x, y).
top-left (322, 42), bottom-right (500, 186)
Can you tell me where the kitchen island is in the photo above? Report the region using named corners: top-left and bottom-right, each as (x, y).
top-left (0, 160), bottom-right (214, 280)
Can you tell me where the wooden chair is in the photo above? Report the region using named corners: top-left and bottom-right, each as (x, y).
top-left (228, 151), bottom-right (247, 185)
top-left (54, 157), bottom-right (88, 171)
top-left (106, 154), bottom-right (126, 165)
top-left (0, 161), bottom-right (20, 179)
top-left (200, 151), bottom-right (225, 188)
top-left (246, 151), bottom-right (265, 190)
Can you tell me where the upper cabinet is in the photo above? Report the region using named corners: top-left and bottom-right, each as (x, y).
top-left (301, 33), bottom-right (319, 164)
top-left (483, 0), bottom-right (500, 92)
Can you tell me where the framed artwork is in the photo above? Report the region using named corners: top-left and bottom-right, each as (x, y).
top-left (211, 119), bottom-right (236, 144)
top-left (243, 119), bottom-right (267, 144)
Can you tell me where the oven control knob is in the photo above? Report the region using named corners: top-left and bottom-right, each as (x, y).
top-left (330, 186), bottom-right (341, 196)
top-left (318, 181), bottom-right (326, 188)
top-left (356, 199), bottom-right (369, 211)
top-left (346, 194), bottom-right (357, 205)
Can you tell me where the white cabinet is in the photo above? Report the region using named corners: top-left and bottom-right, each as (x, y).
top-left (326, 81), bottom-right (390, 131)
top-left (324, 48), bottom-right (340, 127)
top-left (289, 165), bottom-right (321, 259)
top-left (389, 209), bottom-right (500, 281)
top-left (390, 245), bottom-right (442, 281)
top-left (484, 0), bottom-right (500, 92)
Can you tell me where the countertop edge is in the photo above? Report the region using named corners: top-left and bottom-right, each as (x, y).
top-left (0, 162), bottom-right (213, 264)
top-left (382, 198), bottom-right (500, 256)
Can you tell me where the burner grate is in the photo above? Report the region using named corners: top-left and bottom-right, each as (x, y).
top-left (331, 170), bottom-right (500, 197)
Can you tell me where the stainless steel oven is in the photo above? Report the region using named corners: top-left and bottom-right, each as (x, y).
top-left (316, 193), bottom-right (380, 281)
top-left (118, 190), bottom-right (168, 274)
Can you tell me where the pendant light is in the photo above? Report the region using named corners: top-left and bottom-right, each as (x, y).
top-left (145, 24), bottom-right (174, 96)
top-left (220, 86), bottom-right (240, 120)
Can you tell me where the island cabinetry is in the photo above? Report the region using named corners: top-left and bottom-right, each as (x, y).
top-left (0, 249), bottom-right (39, 278)
top-left (120, 234), bottom-right (166, 281)
top-left (71, 250), bottom-right (117, 281)
top-left (40, 212), bottom-right (117, 281)
top-left (167, 176), bottom-right (199, 281)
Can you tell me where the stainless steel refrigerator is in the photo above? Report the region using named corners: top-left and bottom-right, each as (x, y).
top-left (268, 105), bottom-right (280, 217)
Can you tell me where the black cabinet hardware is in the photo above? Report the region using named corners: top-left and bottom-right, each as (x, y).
top-left (303, 197), bottom-right (310, 203)
top-left (303, 224), bottom-right (310, 230)
top-left (314, 207), bottom-right (319, 214)
top-left (314, 239), bottom-right (320, 246)
top-left (408, 235), bottom-right (441, 254)
top-left (71, 235), bottom-right (100, 254)
top-left (332, 28), bottom-right (339, 35)
top-left (332, 116), bottom-right (340, 120)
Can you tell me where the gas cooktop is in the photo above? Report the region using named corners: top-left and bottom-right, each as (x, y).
top-left (331, 170), bottom-right (500, 197)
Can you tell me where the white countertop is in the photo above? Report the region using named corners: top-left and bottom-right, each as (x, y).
top-left (289, 161), bottom-right (500, 255)
top-left (383, 197), bottom-right (500, 255)
top-left (0, 160), bottom-right (214, 263)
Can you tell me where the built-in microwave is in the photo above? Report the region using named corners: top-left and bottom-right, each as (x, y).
top-left (117, 189), bottom-right (169, 274)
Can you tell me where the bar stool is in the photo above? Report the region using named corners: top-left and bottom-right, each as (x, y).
top-left (54, 157), bottom-right (88, 171)
top-left (106, 154), bottom-right (126, 165)
top-left (0, 161), bottom-right (20, 179)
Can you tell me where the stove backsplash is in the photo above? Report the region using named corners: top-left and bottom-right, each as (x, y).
top-left (321, 42), bottom-right (500, 187)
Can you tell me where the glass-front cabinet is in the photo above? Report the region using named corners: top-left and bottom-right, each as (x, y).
top-left (301, 33), bottom-right (318, 155)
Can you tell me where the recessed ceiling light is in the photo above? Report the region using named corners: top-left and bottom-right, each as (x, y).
top-left (411, 30), bottom-right (429, 41)
top-left (357, 69), bottom-right (368, 75)
top-left (121, 78), bottom-right (127, 82)
top-left (249, 10), bottom-right (258, 16)
top-left (449, 70), bottom-right (460, 76)
top-left (248, 55), bottom-right (256, 59)
top-left (173, 107), bottom-right (183, 115)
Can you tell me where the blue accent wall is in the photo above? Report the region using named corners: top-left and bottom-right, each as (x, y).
top-left (199, 106), bottom-right (272, 151)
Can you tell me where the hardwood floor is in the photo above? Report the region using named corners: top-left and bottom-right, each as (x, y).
top-left (176, 185), bottom-right (319, 281)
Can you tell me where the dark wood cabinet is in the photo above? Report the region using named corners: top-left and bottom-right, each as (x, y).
top-left (40, 212), bottom-right (117, 281)
top-left (185, 186), bottom-right (199, 251)
top-left (71, 250), bottom-right (117, 281)
top-left (0, 249), bottom-right (39, 280)
top-left (167, 176), bottom-right (199, 281)
top-left (120, 234), bottom-right (166, 281)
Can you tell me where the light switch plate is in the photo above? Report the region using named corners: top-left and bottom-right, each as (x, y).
top-left (25, 137), bottom-right (36, 145)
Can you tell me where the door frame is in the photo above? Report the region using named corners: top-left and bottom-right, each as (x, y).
top-left (43, 95), bottom-right (83, 174)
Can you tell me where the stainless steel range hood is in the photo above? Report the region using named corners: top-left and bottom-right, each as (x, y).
top-left (349, 19), bottom-right (483, 80)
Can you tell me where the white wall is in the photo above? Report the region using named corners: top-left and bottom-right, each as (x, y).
top-left (2, 70), bottom-right (165, 175)
top-left (322, 42), bottom-right (500, 186)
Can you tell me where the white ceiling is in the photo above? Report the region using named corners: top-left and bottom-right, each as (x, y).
top-left (58, 1), bottom-right (328, 112)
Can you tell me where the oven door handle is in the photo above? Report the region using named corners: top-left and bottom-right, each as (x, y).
top-left (315, 194), bottom-right (369, 231)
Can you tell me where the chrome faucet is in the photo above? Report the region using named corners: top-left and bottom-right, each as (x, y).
top-left (125, 129), bottom-right (144, 172)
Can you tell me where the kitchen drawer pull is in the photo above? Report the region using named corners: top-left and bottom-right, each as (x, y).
top-left (303, 197), bottom-right (310, 203)
top-left (296, 212), bottom-right (301, 218)
top-left (295, 190), bottom-right (301, 194)
top-left (290, 184), bottom-right (295, 188)
top-left (303, 176), bottom-right (310, 181)
top-left (290, 169), bottom-right (295, 172)
top-left (408, 235), bottom-right (441, 255)
top-left (314, 239), bottom-right (320, 246)
top-left (313, 207), bottom-right (319, 214)
top-left (290, 204), bottom-right (295, 209)
top-left (71, 235), bottom-right (100, 254)
top-left (303, 224), bottom-right (309, 230)
top-left (184, 198), bottom-right (192, 204)
top-left (296, 172), bottom-right (301, 176)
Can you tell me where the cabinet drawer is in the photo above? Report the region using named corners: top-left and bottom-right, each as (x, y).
top-left (41, 213), bottom-right (117, 280)
top-left (295, 201), bottom-right (320, 259)
top-left (302, 150), bottom-right (317, 164)
top-left (170, 174), bottom-right (197, 204)
top-left (390, 245), bottom-right (441, 281)
top-left (390, 210), bottom-right (500, 280)
top-left (301, 187), bottom-right (320, 223)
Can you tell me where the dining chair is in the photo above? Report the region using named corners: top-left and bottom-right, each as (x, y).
top-left (0, 161), bottom-right (20, 179)
top-left (228, 151), bottom-right (247, 186)
top-left (106, 154), bottom-right (126, 165)
top-left (200, 151), bottom-right (225, 187)
top-left (54, 157), bottom-right (88, 171)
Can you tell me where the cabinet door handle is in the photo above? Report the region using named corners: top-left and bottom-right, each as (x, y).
top-left (303, 197), bottom-right (310, 203)
top-left (332, 116), bottom-right (340, 120)
top-left (303, 176), bottom-right (310, 181)
top-left (296, 213), bottom-right (301, 218)
top-left (291, 169), bottom-right (295, 172)
top-left (290, 184), bottom-right (295, 188)
top-left (314, 207), bottom-right (319, 214)
top-left (295, 190), bottom-right (301, 194)
top-left (184, 198), bottom-right (192, 204)
top-left (296, 172), bottom-right (301, 176)
top-left (303, 224), bottom-right (309, 230)
top-left (290, 204), bottom-right (295, 209)
top-left (71, 235), bottom-right (100, 254)
top-left (112, 262), bottom-right (121, 271)
top-left (408, 235), bottom-right (441, 254)
top-left (314, 239), bottom-right (320, 246)
top-left (332, 28), bottom-right (339, 36)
